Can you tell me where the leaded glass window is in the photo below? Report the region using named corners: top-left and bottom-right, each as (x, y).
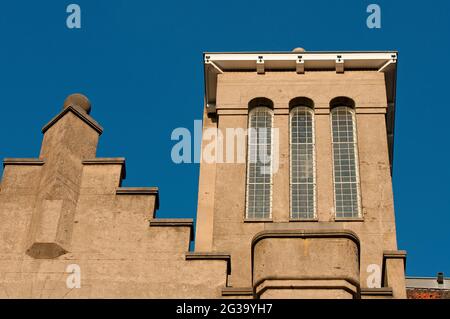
top-left (246, 107), bottom-right (273, 219)
top-left (290, 107), bottom-right (316, 219)
top-left (331, 106), bottom-right (361, 218)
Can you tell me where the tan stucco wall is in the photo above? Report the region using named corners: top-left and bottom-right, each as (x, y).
top-left (252, 233), bottom-right (360, 298)
top-left (0, 69), bottom-right (405, 299)
top-left (0, 107), bottom-right (228, 298)
top-left (195, 71), bottom-right (406, 298)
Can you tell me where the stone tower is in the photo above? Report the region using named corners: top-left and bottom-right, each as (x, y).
top-left (195, 50), bottom-right (406, 298)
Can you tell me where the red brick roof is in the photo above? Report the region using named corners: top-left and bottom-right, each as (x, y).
top-left (407, 288), bottom-right (450, 299)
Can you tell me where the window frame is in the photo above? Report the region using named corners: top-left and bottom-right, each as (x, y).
top-left (289, 106), bottom-right (317, 221)
top-left (330, 106), bottom-right (362, 220)
top-left (245, 106), bottom-right (274, 220)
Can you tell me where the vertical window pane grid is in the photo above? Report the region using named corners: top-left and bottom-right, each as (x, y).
top-left (246, 107), bottom-right (273, 219)
top-left (331, 107), bottom-right (360, 218)
top-left (290, 107), bottom-right (315, 219)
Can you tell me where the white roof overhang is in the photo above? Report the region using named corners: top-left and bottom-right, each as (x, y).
top-left (203, 51), bottom-right (398, 172)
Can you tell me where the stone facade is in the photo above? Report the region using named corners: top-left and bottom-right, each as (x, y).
top-left (0, 50), bottom-right (407, 299)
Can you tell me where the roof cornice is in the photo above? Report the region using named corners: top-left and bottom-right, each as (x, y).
top-left (203, 50), bottom-right (398, 173)
top-left (204, 51), bottom-right (397, 108)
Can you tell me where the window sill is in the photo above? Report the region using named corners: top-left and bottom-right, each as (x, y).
top-left (334, 217), bottom-right (364, 222)
top-left (244, 218), bottom-right (273, 223)
top-left (290, 218), bottom-right (319, 222)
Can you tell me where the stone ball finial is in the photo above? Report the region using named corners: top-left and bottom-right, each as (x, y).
top-left (292, 47), bottom-right (306, 53)
top-left (63, 93), bottom-right (91, 114)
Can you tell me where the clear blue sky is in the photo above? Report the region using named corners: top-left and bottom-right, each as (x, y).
top-left (0, 0), bottom-right (449, 277)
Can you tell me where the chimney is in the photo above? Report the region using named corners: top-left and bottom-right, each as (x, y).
top-left (437, 272), bottom-right (444, 284)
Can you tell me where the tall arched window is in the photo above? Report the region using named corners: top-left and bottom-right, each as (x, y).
top-left (290, 106), bottom-right (316, 219)
top-left (331, 103), bottom-right (361, 218)
top-left (246, 105), bottom-right (273, 219)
